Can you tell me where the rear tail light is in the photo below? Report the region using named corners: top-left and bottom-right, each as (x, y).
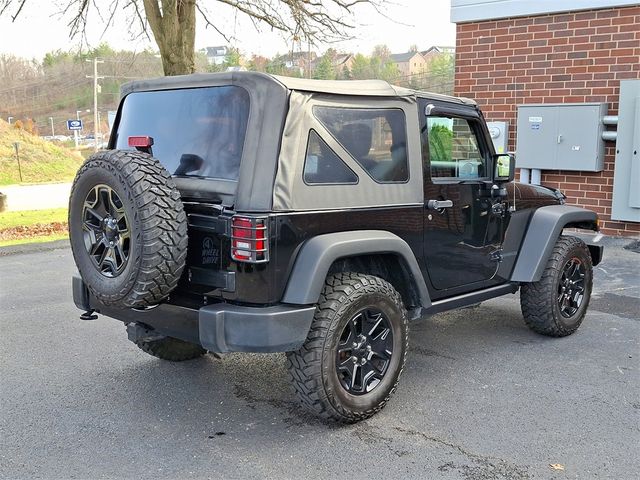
top-left (128, 136), bottom-right (154, 148)
top-left (231, 216), bottom-right (268, 263)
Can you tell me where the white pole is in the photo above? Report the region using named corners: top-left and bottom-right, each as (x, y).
top-left (93, 58), bottom-right (99, 151)
top-left (86, 58), bottom-right (104, 152)
top-left (97, 111), bottom-right (101, 146)
top-left (74, 110), bottom-right (80, 148)
top-left (49, 117), bottom-right (55, 137)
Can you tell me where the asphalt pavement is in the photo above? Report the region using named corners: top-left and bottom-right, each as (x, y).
top-left (0, 236), bottom-right (638, 479)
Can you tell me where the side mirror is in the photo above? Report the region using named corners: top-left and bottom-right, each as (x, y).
top-left (494, 153), bottom-right (515, 183)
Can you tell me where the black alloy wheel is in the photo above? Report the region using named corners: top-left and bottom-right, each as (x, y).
top-left (520, 235), bottom-right (593, 337)
top-left (286, 272), bottom-right (409, 423)
top-left (68, 150), bottom-right (188, 308)
top-left (336, 308), bottom-right (394, 395)
top-left (82, 184), bottom-right (131, 277)
top-left (557, 257), bottom-right (586, 318)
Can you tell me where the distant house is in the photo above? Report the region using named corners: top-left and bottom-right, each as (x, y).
top-left (420, 45), bottom-right (456, 60)
top-left (202, 46), bottom-right (228, 65)
top-left (334, 53), bottom-right (355, 72)
top-left (285, 51), bottom-right (317, 76)
top-left (309, 52), bottom-right (355, 77)
top-left (421, 46), bottom-right (456, 61)
top-left (389, 51), bottom-right (427, 77)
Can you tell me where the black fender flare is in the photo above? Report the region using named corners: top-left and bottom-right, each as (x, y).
top-left (281, 230), bottom-right (431, 308)
top-left (510, 205), bottom-right (598, 282)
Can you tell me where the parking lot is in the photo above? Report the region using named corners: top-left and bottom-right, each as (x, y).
top-left (1, 237), bottom-right (638, 479)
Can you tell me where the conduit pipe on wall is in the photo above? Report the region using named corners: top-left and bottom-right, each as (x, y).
top-left (602, 115), bottom-right (618, 142)
top-left (531, 168), bottom-right (542, 185)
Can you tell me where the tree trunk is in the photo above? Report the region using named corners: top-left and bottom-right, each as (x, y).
top-left (143, 0), bottom-right (196, 76)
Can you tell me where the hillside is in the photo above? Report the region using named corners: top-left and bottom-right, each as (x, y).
top-left (0, 120), bottom-right (84, 185)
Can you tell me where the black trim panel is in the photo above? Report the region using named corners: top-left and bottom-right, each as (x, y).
top-left (424, 283), bottom-right (519, 315)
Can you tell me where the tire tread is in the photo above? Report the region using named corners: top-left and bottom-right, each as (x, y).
top-left (520, 235), bottom-right (593, 337)
top-left (285, 272), bottom-right (408, 423)
top-left (69, 150), bottom-right (188, 308)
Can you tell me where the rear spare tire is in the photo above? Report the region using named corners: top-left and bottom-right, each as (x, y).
top-left (69, 150), bottom-right (188, 308)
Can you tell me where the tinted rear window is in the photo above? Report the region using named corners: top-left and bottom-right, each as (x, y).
top-left (115, 86), bottom-right (250, 180)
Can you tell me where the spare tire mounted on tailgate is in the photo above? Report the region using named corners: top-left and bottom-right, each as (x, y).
top-left (69, 150), bottom-right (188, 308)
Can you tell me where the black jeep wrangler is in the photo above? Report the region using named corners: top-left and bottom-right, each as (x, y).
top-left (69, 72), bottom-right (603, 422)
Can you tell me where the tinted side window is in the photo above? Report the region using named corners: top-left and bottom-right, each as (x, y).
top-left (303, 130), bottom-right (358, 185)
top-left (427, 117), bottom-right (486, 179)
top-left (314, 106), bottom-right (409, 183)
top-left (115, 86), bottom-right (249, 180)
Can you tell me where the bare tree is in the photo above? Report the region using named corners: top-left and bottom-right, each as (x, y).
top-left (1, 0), bottom-right (383, 76)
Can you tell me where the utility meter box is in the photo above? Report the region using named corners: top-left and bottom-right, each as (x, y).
top-left (516, 103), bottom-right (607, 171)
top-left (487, 121), bottom-right (509, 154)
top-left (612, 79), bottom-right (640, 222)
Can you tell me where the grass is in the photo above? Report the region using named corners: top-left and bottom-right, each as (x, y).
top-left (0, 119), bottom-right (85, 185)
top-left (0, 208), bottom-right (68, 247)
top-left (0, 232), bottom-right (68, 247)
top-left (0, 208), bottom-right (68, 229)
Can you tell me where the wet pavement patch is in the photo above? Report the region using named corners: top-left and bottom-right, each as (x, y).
top-left (623, 239), bottom-right (640, 254)
top-left (590, 292), bottom-right (640, 319)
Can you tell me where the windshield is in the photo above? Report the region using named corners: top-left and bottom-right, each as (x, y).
top-left (115, 86), bottom-right (250, 180)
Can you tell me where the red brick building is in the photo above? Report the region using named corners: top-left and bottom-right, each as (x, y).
top-left (451, 1), bottom-right (640, 236)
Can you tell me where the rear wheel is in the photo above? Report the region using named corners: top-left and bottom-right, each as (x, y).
top-left (286, 273), bottom-right (408, 423)
top-left (520, 235), bottom-right (593, 337)
top-left (134, 336), bottom-right (207, 362)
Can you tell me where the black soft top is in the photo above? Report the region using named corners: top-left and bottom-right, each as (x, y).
top-left (122, 71), bottom-right (476, 105)
top-left (116, 72), bottom-right (476, 211)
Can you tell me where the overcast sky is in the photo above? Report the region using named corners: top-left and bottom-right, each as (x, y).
top-left (0, 1), bottom-right (456, 60)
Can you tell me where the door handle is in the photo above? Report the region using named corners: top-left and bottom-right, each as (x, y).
top-left (426, 199), bottom-right (453, 210)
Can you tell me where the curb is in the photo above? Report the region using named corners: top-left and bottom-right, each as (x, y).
top-left (0, 239), bottom-right (70, 257)
top-left (572, 231), bottom-right (640, 250)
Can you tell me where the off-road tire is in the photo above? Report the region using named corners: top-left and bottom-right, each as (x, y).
top-left (69, 150), bottom-right (187, 308)
top-left (286, 273), bottom-right (409, 423)
top-left (520, 235), bottom-right (593, 337)
top-left (135, 337), bottom-right (207, 362)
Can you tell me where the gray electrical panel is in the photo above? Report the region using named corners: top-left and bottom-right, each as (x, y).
top-left (612, 80), bottom-right (640, 222)
top-left (487, 121), bottom-right (509, 154)
top-left (516, 103), bottom-right (607, 171)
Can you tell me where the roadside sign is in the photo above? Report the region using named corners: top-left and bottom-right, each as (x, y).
top-left (67, 119), bottom-right (83, 130)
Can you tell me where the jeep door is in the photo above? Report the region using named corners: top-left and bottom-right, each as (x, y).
top-left (419, 99), bottom-right (505, 298)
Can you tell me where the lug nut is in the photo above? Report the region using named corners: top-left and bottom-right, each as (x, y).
top-left (366, 345), bottom-right (372, 352)
top-left (350, 356), bottom-right (358, 363)
top-left (360, 358), bottom-right (367, 365)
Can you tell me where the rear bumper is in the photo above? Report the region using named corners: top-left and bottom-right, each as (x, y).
top-left (72, 276), bottom-right (315, 353)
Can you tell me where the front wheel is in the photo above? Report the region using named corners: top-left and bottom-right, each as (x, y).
top-left (286, 273), bottom-right (408, 423)
top-left (520, 235), bottom-right (593, 337)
